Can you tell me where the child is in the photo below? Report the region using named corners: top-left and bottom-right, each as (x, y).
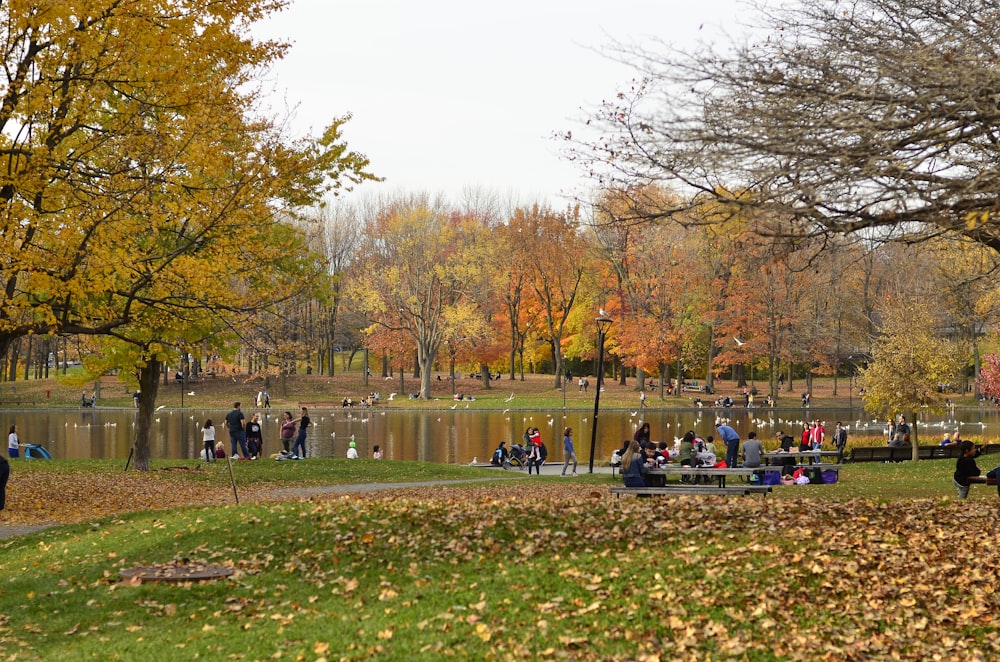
top-left (347, 441), bottom-right (359, 459)
top-left (8, 425), bottom-right (19, 459)
top-left (201, 419), bottom-right (216, 462)
top-left (214, 441), bottom-right (226, 459)
top-left (373, 444), bottom-right (383, 460)
top-left (245, 413), bottom-right (263, 459)
top-left (953, 440), bottom-right (983, 499)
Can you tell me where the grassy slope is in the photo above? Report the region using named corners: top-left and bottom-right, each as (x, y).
top-left (1, 459), bottom-right (999, 660)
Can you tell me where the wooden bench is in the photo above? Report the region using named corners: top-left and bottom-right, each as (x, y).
top-left (610, 485), bottom-right (762, 498)
top-left (848, 444), bottom-right (1000, 463)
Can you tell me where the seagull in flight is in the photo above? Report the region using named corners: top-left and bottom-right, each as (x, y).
top-left (734, 337), bottom-right (746, 346)
top-left (504, 393), bottom-right (515, 403)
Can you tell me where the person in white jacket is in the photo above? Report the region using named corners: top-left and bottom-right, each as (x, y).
top-left (346, 441), bottom-right (359, 459)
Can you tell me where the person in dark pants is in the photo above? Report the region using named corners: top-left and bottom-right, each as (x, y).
top-left (716, 422), bottom-right (741, 469)
top-left (292, 407), bottom-right (311, 458)
top-left (0, 453), bottom-right (9, 510)
top-left (224, 402), bottom-right (247, 458)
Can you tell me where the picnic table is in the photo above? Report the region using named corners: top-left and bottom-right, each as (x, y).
top-left (648, 466), bottom-right (760, 488)
top-left (763, 450), bottom-right (841, 466)
top-left (610, 485), bottom-right (771, 498)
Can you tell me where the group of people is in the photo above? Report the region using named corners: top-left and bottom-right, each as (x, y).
top-left (939, 429), bottom-right (966, 446)
top-left (201, 403), bottom-right (312, 461)
top-left (618, 419), bottom-right (852, 488)
top-left (490, 426), bottom-right (579, 476)
top-left (886, 415), bottom-right (912, 447)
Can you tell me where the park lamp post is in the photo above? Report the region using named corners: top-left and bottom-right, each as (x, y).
top-left (562, 354), bottom-right (567, 411)
top-left (589, 315), bottom-right (614, 473)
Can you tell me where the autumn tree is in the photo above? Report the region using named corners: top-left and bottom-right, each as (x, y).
top-left (515, 204), bottom-right (588, 389)
top-left (714, 234), bottom-right (821, 400)
top-left (349, 196), bottom-right (484, 399)
top-left (572, 0), bottom-right (1000, 259)
top-left (858, 304), bottom-right (962, 460)
top-left (3, 1), bottom-right (377, 470)
top-left (976, 350), bottom-right (1000, 400)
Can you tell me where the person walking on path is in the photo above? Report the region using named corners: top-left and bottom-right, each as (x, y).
top-left (224, 402), bottom-right (247, 458)
top-left (716, 421), bottom-right (741, 469)
top-left (7, 425), bottom-right (19, 459)
top-left (561, 427), bottom-right (578, 476)
top-left (292, 407), bottom-right (311, 458)
top-left (201, 419), bottom-right (216, 462)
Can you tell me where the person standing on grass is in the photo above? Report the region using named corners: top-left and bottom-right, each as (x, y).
top-left (7, 424), bottom-right (19, 458)
top-left (526, 427), bottom-right (543, 474)
top-left (716, 421), bottom-right (741, 469)
top-left (0, 451), bottom-right (8, 510)
top-left (810, 420), bottom-right (825, 450)
top-left (224, 402), bottom-right (247, 459)
top-left (833, 422), bottom-right (848, 459)
top-left (561, 427), bottom-right (578, 476)
top-left (245, 413), bottom-right (263, 459)
top-left (292, 407), bottom-right (311, 458)
top-left (800, 422), bottom-right (811, 452)
top-left (201, 419), bottom-right (216, 462)
top-left (280, 411), bottom-right (296, 453)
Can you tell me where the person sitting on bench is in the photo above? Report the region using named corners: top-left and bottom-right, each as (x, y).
top-left (621, 440), bottom-right (651, 489)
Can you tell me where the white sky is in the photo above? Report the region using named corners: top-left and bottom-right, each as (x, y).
top-left (256, 0), bottom-right (747, 206)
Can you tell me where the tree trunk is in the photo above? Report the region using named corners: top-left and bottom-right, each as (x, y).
top-left (131, 357), bottom-right (163, 472)
top-left (909, 410), bottom-right (919, 462)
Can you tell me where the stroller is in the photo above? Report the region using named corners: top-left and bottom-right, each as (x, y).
top-left (505, 443), bottom-right (529, 470)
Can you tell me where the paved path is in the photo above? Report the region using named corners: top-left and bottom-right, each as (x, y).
top-left (0, 463), bottom-right (612, 540)
top-left (0, 523), bottom-right (57, 539)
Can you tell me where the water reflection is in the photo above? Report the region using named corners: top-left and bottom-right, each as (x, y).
top-left (1, 405), bottom-right (993, 464)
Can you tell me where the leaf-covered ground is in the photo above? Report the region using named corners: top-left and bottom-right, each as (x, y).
top-left (0, 465), bottom-right (257, 528)
top-left (1, 478), bottom-right (998, 660)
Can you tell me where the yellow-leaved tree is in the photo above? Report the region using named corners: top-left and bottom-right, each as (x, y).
top-left (0, 1), bottom-right (376, 469)
top-left (857, 304), bottom-right (962, 461)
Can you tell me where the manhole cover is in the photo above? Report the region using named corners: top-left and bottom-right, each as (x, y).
top-left (120, 561), bottom-right (234, 583)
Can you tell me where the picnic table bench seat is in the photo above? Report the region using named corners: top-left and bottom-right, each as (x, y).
top-left (610, 485), bottom-right (771, 498)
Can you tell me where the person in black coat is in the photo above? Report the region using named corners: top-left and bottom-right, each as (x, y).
top-left (953, 440), bottom-right (984, 499)
top-left (0, 453), bottom-right (9, 510)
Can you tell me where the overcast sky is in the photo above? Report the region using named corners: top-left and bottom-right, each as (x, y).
top-left (256, 0), bottom-right (748, 206)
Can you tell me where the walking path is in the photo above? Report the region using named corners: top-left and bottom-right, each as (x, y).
top-left (0, 463), bottom-right (612, 540)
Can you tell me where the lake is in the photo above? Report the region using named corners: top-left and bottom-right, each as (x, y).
top-left (2, 405), bottom-right (993, 464)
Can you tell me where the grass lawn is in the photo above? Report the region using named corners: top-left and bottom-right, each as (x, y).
top-left (1, 458), bottom-right (998, 660)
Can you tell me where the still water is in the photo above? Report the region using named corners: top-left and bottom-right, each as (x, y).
top-left (3, 406), bottom-right (996, 464)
